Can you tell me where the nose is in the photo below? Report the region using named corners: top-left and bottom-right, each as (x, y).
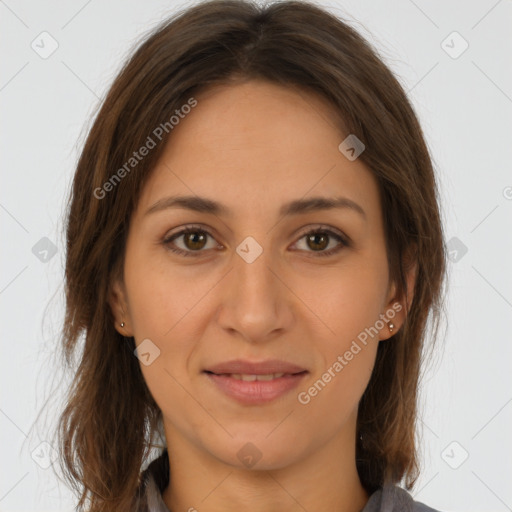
top-left (215, 241), bottom-right (294, 344)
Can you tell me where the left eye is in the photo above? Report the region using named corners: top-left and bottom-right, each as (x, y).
top-left (162, 225), bottom-right (349, 258)
top-left (292, 228), bottom-right (348, 256)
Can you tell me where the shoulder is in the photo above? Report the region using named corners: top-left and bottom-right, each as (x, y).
top-left (411, 498), bottom-right (443, 512)
top-left (363, 484), bottom-right (444, 512)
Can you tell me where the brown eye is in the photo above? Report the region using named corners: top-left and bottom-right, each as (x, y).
top-left (292, 227), bottom-right (349, 257)
top-left (163, 225), bottom-right (349, 258)
top-left (182, 231), bottom-right (207, 250)
top-left (306, 232), bottom-right (329, 251)
top-left (163, 227), bottom-right (217, 257)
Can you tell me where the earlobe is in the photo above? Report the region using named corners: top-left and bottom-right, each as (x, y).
top-left (379, 250), bottom-right (418, 341)
top-left (379, 311), bottom-right (399, 342)
top-left (108, 279), bottom-right (133, 337)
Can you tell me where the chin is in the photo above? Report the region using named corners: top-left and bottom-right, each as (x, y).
top-left (208, 433), bottom-right (307, 471)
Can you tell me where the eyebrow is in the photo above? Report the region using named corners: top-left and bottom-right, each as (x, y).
top-left (144, 195), bottom-right (366, 220)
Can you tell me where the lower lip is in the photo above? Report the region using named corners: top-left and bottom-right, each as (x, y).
top-left (205, 372), bottom-right (308, 405)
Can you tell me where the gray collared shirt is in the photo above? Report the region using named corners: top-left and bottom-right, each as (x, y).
top-left (132, 450), bottom-right (442, 512)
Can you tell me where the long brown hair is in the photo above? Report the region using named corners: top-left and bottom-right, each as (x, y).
top-left (53, 1), bottom-right (447, 510)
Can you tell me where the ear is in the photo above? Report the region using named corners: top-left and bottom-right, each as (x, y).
top-left (107, 277), bottom-right (134, 337)
top-left (379, 246), bottom-right (417, 341)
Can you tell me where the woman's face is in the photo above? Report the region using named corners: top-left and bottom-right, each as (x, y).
top-left (110, 79), bottom-right (409, 470)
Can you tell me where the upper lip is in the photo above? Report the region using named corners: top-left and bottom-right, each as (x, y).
top-left (204, 359), bottom-right (307, 375)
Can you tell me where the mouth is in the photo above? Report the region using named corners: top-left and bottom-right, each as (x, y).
top-left (204, 358), bottom-right (307, 375)
top-left (205, 372), bottom-right (296, 381)
top-left (203, 359), bottom-right (308, 404)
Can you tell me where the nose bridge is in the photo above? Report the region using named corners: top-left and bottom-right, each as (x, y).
top-left (216, 235), bottom-right (291, 341)
top-left (236, 241), bottom-right (276, 301)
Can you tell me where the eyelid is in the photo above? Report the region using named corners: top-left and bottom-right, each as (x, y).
top-left (293, 224), bottom-right (349, 244)
top-left (162, 223), bottom-right (350, 257)
top-left (163, 224), bottom-right (222, 241)
top-left (289, 225), bottom-right (350, 257)
top-left (162, 224), bottom-right (222, 256)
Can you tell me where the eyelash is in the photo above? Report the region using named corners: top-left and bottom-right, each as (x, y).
top-left (162, 224), bottom-right (350, 258)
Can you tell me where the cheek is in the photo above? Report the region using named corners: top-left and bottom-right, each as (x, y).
top-left (124, 244), bottom-right (201, 339)
top-left (298, 330), bottom-right (379, 429)
top-left (126, 257), bottom-right (198, 417)
top-left (297, 355), bottom-right (376, 441)
top-left (124, 246), bottom-right (219, 393)
top-left (297, 258), bottom-right (389, 340)
top-left (296, 259), bottom-right (387, 404)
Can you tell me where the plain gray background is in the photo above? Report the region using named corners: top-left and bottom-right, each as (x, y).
top-left (1, 0), bottom-right (511, 511)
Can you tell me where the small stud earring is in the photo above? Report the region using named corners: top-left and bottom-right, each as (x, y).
top-left (388, 322), bottom-right (395, 333)
top-left (120, 322), bottom-right (125, 328)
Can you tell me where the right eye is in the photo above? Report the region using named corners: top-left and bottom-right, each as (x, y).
top-left (162, 225), bottom-right (220, 257)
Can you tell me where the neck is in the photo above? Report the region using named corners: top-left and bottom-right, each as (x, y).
top-left (162, 424), bottom-right (369, 512)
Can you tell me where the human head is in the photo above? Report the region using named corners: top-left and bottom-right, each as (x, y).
top-left (56, 1), bottom-right (447, 510)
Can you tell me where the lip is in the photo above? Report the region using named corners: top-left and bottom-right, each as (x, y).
top-left (204, 359), bottom-right (307, 375)
top-left (203, 359), bottom-right (308, 405)
top-left (205, 372), bottom-right (308, 405)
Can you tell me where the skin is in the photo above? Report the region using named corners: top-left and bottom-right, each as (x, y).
top-left (109, 79), bottom-right (416, 512)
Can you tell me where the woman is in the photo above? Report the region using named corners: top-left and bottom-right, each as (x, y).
top-left (55, 1), bottom-right (447, 511)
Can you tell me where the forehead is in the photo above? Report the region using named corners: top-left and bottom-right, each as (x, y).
top-left (172, 79), bottom-right (346, 160)
top-left (137, 80), bottom-right (380, 221)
